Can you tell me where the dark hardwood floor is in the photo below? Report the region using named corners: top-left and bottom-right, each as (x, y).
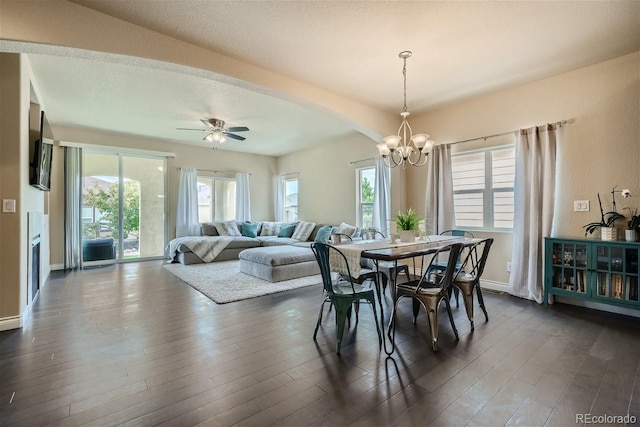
top-left (1, 260), bottom-right (639, 426)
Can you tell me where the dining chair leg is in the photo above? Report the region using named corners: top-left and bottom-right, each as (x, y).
top-left (443, 295), bottom-right (459, 340)
top-left (412, 299), bottom-right (420, 324)
top-left (313, 299), bottom-right (328, 340)
top-left (423, 296), bottom-right (440, 352)
top-left (456, 282), bottom-right (478, 331)
top-left (476, 286), bottom-right (489, 322)
top-left (334, 300), bottom-right (352, 354)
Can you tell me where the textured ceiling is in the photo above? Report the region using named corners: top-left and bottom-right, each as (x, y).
top-left (13, 1), bottom-right (640, 155)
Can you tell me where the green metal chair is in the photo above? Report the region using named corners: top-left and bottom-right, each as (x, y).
top-left (311, 242), bottom-right (383, 355)
top-left (451, 238), bottom-right (494, 331)
top-left (388, 242), bottom-right (463, 352)
top-left (430, 229), bottom-right (474, 306)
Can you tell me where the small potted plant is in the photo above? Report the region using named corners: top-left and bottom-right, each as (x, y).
top-left (624, 207), bottom-right (640, 242)
top-left (583, 187), bottom-right (626, 240)
top-left (396, 208), bottom-right (423, 243)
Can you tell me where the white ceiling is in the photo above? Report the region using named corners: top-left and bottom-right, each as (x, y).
top-left (18, 1), bottom-right (640, 156)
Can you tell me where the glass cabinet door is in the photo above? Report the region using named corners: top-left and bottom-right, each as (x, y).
top-left (551, 242), bottom-right (587, 294)
top-left (625, 247), bottom-right (639, 302)
top-left (593, 244), bottom-right (640, 303)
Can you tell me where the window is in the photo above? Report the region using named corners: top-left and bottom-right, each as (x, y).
top-left (283, 177), bottom-right (298, 222)
top-left (452, 146), bottom-right (515, 230)
top-left (357, 167), bottom-right (375, 228)
top-left (197, 176), bottom-right (236, 223)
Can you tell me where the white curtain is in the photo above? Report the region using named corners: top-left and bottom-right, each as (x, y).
top-left (372, 157), bottom-right (391, 235)
top-left (236, 172), bottom-right (251, 222)
top-left (64, 146), bottom-right (83, 269)
top-left (425, 144), bottom-right (454, 235)
top-left (176, 168), bottom-right (200, 237)
top-left (274, 176), bottom-right (284, 222)
top-left (508, 124), bottom-right (560, 303)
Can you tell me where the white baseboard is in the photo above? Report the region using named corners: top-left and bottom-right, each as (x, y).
top-left (51, 263), bottom-right (65, 271)
top-left (480, 279), bottom-right (509, 293)
top-left (0, 315), bottom-right (22, 331)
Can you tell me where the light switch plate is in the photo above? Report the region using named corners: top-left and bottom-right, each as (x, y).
top-left (573, 200), bottom-right (590, 212)
top-left (2, 199), bottom-right (16, 213)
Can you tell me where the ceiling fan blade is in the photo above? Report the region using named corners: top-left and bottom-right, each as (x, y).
top-left (226, 126), bottom-right (249, 132)
top-left (177, 127), bottom-right (208, 131)
top-left (225, 133), bottom-right (246, 141)
top-left (200, 119), bottom-right (213, 128)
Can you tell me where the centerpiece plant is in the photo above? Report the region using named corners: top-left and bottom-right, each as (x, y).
top-left (396, 208), bottom-right (423, 242)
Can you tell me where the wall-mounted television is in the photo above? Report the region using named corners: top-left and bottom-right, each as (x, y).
top-left (30, 110), bottom-right (53, 191)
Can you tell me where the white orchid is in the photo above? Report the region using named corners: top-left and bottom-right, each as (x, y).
top-left (622, 189), bottom-right (632, 198)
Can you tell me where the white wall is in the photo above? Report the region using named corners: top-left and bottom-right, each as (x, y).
top-left (0, 53), bottom-right (50, 330)
top-left (404, 51), bottom-right (640, 288)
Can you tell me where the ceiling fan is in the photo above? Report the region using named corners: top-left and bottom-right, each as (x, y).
top-left (177, 118), bottom-right (249, 143)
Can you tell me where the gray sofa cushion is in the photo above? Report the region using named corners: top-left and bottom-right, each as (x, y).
top-left (239, 246), bottom-right (315, 267)
top-left (259, 237), bottom-right (302, 246)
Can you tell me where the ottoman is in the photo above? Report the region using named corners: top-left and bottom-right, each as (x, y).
top-left (239, 246), bottom-right (320, 282)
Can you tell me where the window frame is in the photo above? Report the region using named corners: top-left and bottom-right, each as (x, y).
top-left (196, 175), bottom-right (237, 223)
top-left (452, 145), bottom-right (515, 232)
top-left (282, 177), bottom-right (299, 222)
top-left (356, 166), bottom-right (375, 229)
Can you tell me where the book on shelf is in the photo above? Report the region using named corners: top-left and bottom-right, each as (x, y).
top-left (628, 276), bottom-right (638, 302)
top-left (613, 275), bottom-right (623, 299)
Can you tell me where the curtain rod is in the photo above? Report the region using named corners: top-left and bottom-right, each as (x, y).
top-left (180, 167), bottom-right (251, 175)
top-left (279, 171), bottom-right (299, 177)
top-left (447, 120), bottom-right (567, 146)
top-left (349, 157), bottom-right (375, 165)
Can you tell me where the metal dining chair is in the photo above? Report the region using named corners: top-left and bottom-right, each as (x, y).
top-left (451, 238), bottom-right (494, 330)
top-left (387, 242), bottom-right (464, 352)
top-left (311, 242), bottom-right (382, 354)
top-left (430, 229), bottom-right (475, 306)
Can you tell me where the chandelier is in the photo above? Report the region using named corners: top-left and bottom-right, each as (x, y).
top-left (377, 51), bottom-right (436, 168)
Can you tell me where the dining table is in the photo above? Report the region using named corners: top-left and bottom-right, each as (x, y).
top-left (330, 235), bottom-right (480, 354)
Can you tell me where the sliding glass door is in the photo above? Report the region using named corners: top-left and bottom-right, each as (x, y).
top-left (81, 151), bottom-right (166, 263)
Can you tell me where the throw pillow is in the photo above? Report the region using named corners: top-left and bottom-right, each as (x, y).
top-left (277, 224), bottom-right (296, 238)
top-left (201, 223), bottom-right (218, 236)
top-left (215, 220), bottom-right (242, 236)
top-left (291, 221), bottom-right (316, 241)
top-left (337, 222), bottom-right (358, 237)
top-left (314, 225), bottom-right (333, 243)
top-left (260, 221), bottom-right (281, 236)
top-left (241, 222), bottom-right (259, 238)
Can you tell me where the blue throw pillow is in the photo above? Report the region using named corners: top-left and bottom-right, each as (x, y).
top-left (277, 224), bottom-right (296, 238)
top-left (241, 222), bottom-right (259, 238)
top-left (314, 225), bottom-right (333, 243)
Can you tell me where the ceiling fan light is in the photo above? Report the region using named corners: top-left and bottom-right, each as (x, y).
top-left (383, 135), bottom-right (401, 149)
top-left (205, 133), bottom-right (214, 143)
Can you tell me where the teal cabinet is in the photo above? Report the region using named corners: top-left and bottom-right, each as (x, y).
top-left (544, 238), bottom-right (640, 310)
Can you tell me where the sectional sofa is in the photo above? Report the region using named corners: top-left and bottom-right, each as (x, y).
top-left (168, 220), bottom-right (359, 265)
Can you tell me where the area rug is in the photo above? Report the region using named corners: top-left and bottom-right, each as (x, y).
top-left (163, 260), bottom-right (321, 304)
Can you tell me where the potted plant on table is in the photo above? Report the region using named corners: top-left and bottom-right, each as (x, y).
top-left (396, 208), bottom-right (423, 243)
top-left (583, 186), bottom-right (626, 240)
top-left (624, 207), bottom-right (640, 242)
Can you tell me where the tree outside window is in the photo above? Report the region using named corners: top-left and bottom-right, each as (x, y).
top-left (358, 167), bottom-right (375, 228)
